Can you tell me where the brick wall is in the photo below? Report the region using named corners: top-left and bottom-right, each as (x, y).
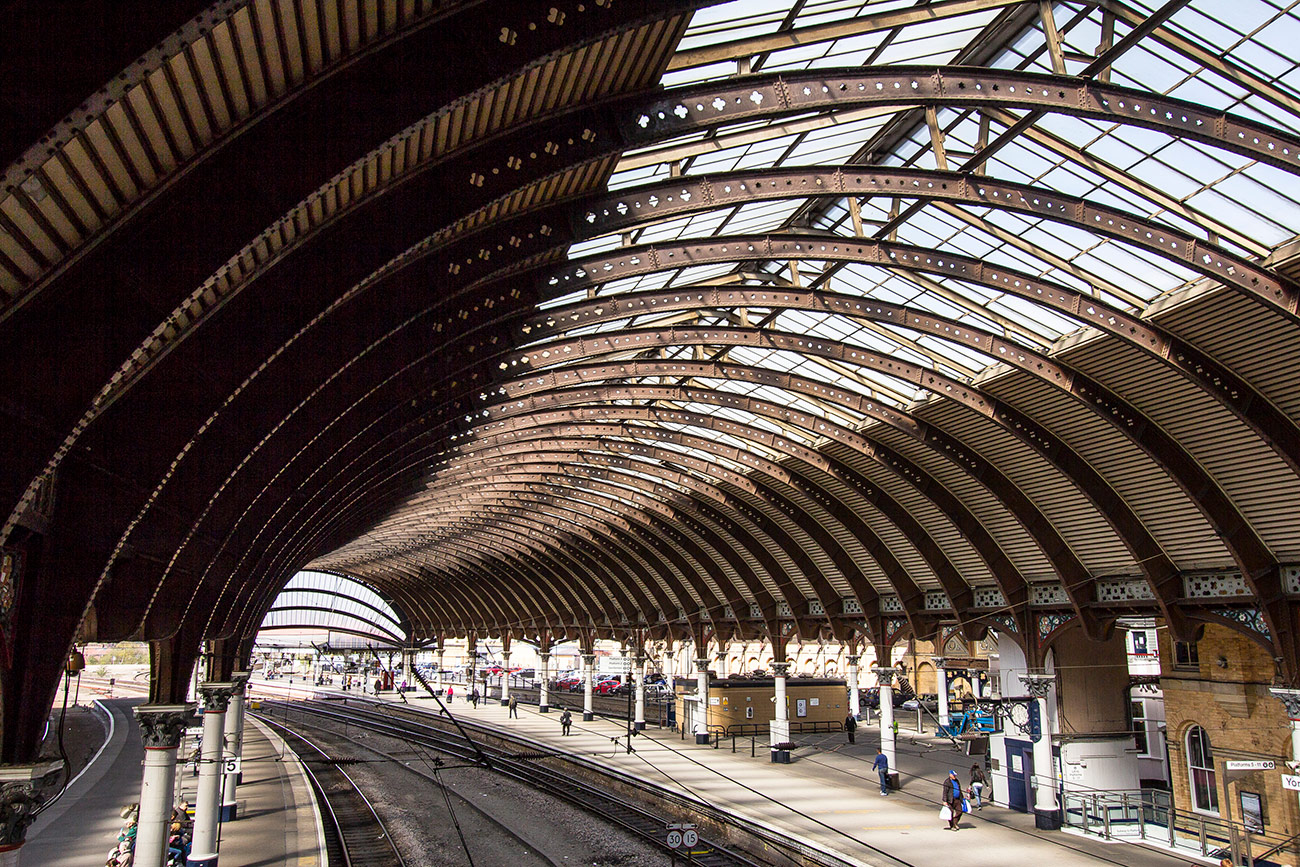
top-left (1159, 624), bottom-right (1298, 865)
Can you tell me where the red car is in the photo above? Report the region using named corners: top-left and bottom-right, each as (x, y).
top-left (555, 677), bottom-right (582, 691)
top-left (593, 677), bottom-right (623, 695)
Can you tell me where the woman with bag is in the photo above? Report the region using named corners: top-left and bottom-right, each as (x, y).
top-left (940, 769), bottom-right (965, 830)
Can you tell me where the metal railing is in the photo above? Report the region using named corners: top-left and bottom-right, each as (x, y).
top-left (1062, 788), bottom-right (1293, 865)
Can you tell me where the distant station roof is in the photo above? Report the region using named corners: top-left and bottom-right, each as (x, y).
top-left (5, 0), bottom-right (1300, 683)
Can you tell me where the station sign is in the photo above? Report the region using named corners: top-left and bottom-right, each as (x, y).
top-left (223, 756), bottom-right (243, 775)
top-left (1225, 760), bottom-right (1275, 771)
top-left (1281, 774), bottom-right (1300, 791)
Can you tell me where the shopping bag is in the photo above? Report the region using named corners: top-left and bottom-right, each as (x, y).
top-left (940, 804), bottom-right (953, 822)
top-left (961, 798), bottom-right (971, 813)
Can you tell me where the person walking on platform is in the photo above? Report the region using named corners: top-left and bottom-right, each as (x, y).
top-left (560, 708), bottom-right (573, 735)
top-left (845, 713), bottom-right (857, 744)
top-left (969, 763), bottom-right (987, 809)
top-left (941, 769), bottom-right (966, 830)
top-left (446, 685), bottom-right (453, 703)
top-left (872, 748), bottom-right (889, 795)
top-left (508, 695), bottom-right (519, 718)
top-left (470, 687), bottom-right (479, 708)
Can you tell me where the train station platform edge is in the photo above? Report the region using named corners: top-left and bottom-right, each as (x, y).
top-left (24, 696), bottom-right (327, 867)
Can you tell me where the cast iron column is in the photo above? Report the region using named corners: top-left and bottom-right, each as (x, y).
top-left (1019, 672), bottom-right (1061, 829)
top-left (133, 705), bottom-right (194, 867)
top-left (847, 654), bottom-right (861, 718)
top-left (582, 653), bottom-right (596, 721)
top-left (500, 647), bottom-right (511, 706)
top-left (0, 762), bottom-right (62, 867)
top-left (538, 652), bottom-right (551, 713)
top-left (933, 657), bottom-right (950, 729)
top-left (771, 661), bottom-right (791, 761)
top-left (694, 657), bottom-right (711, 744)
top-left (634, 653), bottom-right (647, 731)
top-left (219, 672), bottom-right (249, 821)
top-left (873, 666), bottom-right (898, 788)
top-left (189, 682), bottom-right (235, 866)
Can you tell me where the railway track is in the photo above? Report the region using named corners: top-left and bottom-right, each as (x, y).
top-left (258, 697), bottom-right (811, 867)
top-left (260, 714), bottom-right (407, 867)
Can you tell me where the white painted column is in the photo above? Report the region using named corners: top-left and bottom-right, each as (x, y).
top-left (933, 657), bottom-right (950, 728)
top-left (220, 673), bottom-right (249, 821)
top-left (189, 683), bottom-right (235, 866)
top-left (133, 705), bottom-right (194, 867)
top-left (538, 652), bottom-right (551, 712)
top-left (1019, 672), bottom-right (1060, 829)
top-left (582, 653), bottom-right (595, 721)
top-left (847, 654), bottom-right (861, 718)
top-left (500, 647), bottom-right (511, 705)
top-left (634, 654), bottom-right (647, 731)
top-left (694, 657), bottom-right (711, 744)
top-left (435, 648), bottom-right (445, 692)
top-left (770, 660), bottom-right (791, 761)
top-left (873, 666), bottom-right (897, 784)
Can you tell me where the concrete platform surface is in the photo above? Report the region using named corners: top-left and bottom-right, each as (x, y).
top-left (25, 697), bottom-right (325, 867)
top-left (356, 686), bottom-right (1211, 867)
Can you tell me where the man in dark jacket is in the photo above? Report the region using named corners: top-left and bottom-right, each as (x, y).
top-left (942, 769), bottom-right (965, 829)
top-left (845, 713), bottom-right (857, 744)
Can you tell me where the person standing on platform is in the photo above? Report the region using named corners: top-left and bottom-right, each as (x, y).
top-left (508, 695), bottom-right (519, 718)
top-left (446, 685), bottom-right (453, 703)
top-left (560, 708), bottom-right (572, 735)
top-left (845, 713), bottom-right (857, 744)
top-left (470, 687), bottom-right (479, 708)
top-left (872, 748), bottom-right (889, 795)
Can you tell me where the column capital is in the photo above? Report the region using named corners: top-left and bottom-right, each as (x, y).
top-left (871, 666), bottom-right (896, 685)
top-left (1270, 687), bottom-right (1300, 721)
top-left (1018, 671), bottom-right (1057, 699)
top-left (931, 656), bottom-right (947, 669)
top-left (230, 670), bottom-right (251, 687)
top-left (198, 681), bottom-right (238, 712)
top-left (582, 652), bottom-right (596, 665)
top-left (134, 703), bottom-right (197, 748)
top-left (846, 655), bottom-right (860, 666)
top-left (695, 657), bottom-right (710, 673)
top-left (539, 651), bottom-right (551, 662)
top-left (0, 762), bottom-right (63, 848)
top-left (771, 661), bottom-right (791, 677)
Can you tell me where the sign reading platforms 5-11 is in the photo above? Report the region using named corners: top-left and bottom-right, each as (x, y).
top-left (1225, 760), bottom-right (1276, 771)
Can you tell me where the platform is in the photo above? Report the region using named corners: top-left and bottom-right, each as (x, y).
top-left (352, 687), bottom-right (1205, 867)
top-left (25, 697), bottom-right (326, 867)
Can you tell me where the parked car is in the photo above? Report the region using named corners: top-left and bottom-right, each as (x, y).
top-left (593, 677), bottom-right (623, 695)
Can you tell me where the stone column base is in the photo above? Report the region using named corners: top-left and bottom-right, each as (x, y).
top-left (583, 711), bottom-right (594, 721)
top-left (695, 732), bottom-right (710, 745)
top-left (500, 698), bottom-right (509, 706)
top-left (634, 721), bottom-right (646, 731)
top-left (1034, 808), bottom-right (1062, 830)
top-left (539, 705), bottom-right (549, 713)
top-left (189, 854), bottom-right (218, 866)
top-left (770, 749), bottom-right (791, 764)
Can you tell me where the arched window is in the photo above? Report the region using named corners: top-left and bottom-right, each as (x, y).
top-left (1186, 725), bottom-right (1218, 814)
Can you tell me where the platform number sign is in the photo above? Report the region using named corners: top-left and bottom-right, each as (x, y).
top-left (223, 756), bottom-right (242, 775)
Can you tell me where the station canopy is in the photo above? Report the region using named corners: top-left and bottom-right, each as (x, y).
top-left (4, 0), bottom-right (1300, 678)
